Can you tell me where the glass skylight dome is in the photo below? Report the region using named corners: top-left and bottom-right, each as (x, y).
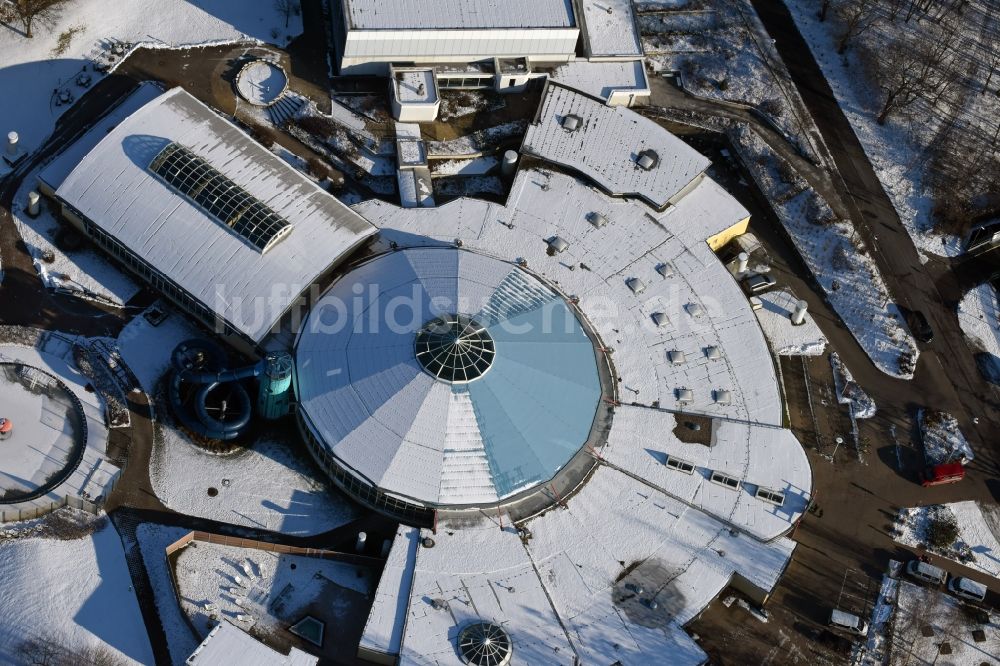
top-left (294, 247), bottom-right (605, 512)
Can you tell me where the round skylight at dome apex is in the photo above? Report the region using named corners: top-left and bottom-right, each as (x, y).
top-left (458, 622), bottom-right (512, 666)
top-left (415, 315), bottom-right (495, 383)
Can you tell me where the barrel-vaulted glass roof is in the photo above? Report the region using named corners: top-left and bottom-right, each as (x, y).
top-left (295, 247), bottom-right (604, 506)
top-left (149, 142), bottom-right (292, 253)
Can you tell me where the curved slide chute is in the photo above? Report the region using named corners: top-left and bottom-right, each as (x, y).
top-left (167, 339), bottom-right (259, 440)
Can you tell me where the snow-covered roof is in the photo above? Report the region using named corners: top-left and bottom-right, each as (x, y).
top-left (38, 82), bottom-right (164, 193)
top-left (359, 526), bottom-right (420, 658)
top-left (55, 87), bottom-right (376, 344)
top-left (342, 0), bottom-right (576, 30)
top-left (522, 83), bottom-right (711, 209)
top-left (550, 59), bottom-right (649, 102)
top-left (603, 406), bottom-right (812, 541)
top-left (295, 247), bottom-right (604, 506)
top-left (356, 167), bottom-right (773, 425)
top-left (579, 0), bottom-right (643, 56)
top-left (393, 69), bottom-right (436, 104)
top-left (186, 621), bottom-right (317, 666)
top-left (379, 467), bottom-right (797, 665)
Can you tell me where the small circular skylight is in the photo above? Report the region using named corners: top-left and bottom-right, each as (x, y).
top-left (458, 622), bottom-right (512, 666)
top-left (415, 315), bottom-right (495, 383)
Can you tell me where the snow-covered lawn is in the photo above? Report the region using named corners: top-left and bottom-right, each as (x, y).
top-left (732, 126), bottom-right (918, 378)
top-left (830, 351), bottom-right (876, 419)
top-left (890, 579), bottom-right (1000, 666)
top-left (895, 501), bottom-right (1000, 578)
top-left (173, 539), bottom-right (373, 639)
top-left (115, 303), bottom-right (202, 393)
top-left (783, 1), bottom-right (963, 257)
top-left (0, 0), bottom-right (301, 157)
top-left (134, 522), bottom-right (200, 665)
top-left (10, 174), bottom-right (140, 306)
top-left (958, 282), bottom-right (1000, 381)
top-left (918, 409), bottom-right (974, 466)
top-left (150, 421), bottom-right (358, 536)
top-left (639, 0), bottom-right (824, 161)
top-left (0, 512), bottom-right (154, 665)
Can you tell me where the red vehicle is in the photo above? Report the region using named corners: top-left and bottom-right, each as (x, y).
top-left (921, 462), bottom-right (965, 487)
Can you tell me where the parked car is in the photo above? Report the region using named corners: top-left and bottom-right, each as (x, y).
top-left (948, 576), bottom-right (987, 603)
top-left (742, 274), bottom-right (776, 294)
top-left (907, 560), bottom-right (947, 585)
top-left (906, 309), bottom-right (934, 343)
top-left (921, 462), bottom-right (965, 487)
top-left (828, 609), bottom-right (868, 636)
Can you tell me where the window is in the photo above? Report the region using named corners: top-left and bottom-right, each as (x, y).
top-left (665, 455), bottom-right (695, 474)
top-left (148, 142), bottom-right (292, 253)
top-left (755, 487), bottom-right (785, 506)
top-left (710, 471), bottom-right (741, 490)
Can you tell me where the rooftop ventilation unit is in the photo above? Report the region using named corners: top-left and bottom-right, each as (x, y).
top-left (547, 236), bottom-right (569, 253)
top-left (656, 262), bottom-right (674, 278)
top-left (686, 303), bottom-right (705, 318)
top-left (675, 387), bottom-right (694, 404)
top-left (626, 277), bottom-right (645, 294)
top-left (713, 389), bottom-right (732, 405)
top-left (651, 312), bottom-right (668, 328)
top-left (704, 346), bottom-right (722, 360)
top-left (562, 114), bottom-right (581, 131)
top-left (667, 350), bottom-right (686, 365)
top-left (636, 149), bottom-right (659, 170)
top-left (589, 212), bottom-right (608, 228)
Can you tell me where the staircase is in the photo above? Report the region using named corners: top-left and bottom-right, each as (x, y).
top-left (268, 92), bottom-right (306, 126)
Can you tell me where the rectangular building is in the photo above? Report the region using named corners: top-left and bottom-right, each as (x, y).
top-left (334, 0), bottom-right (580, 75)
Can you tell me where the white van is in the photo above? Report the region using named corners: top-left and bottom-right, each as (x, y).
top-left (829, 609), bottom-right (868, 636)
top-left (907, 560), bottom-right (947, 585)
top-left (948, 576), bottom-right (987, 602)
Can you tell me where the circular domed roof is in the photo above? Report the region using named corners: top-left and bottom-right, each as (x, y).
top-left (295, 247), bottom-right (605, 508)
top-left (458, 622), bottom-right (512, 666)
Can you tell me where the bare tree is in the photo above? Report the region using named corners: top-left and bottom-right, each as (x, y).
top-left (9, 0), bottom-right (68, 38)
top-left (835, 0), bottom-right (881, 53)
top-left (274, 0), bottom-right (295, 29)
top-left (866, 26), bottom-right (960, 124)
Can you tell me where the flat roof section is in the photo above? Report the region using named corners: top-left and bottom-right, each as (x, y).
top-left (579, 0), bottom-right (643, 57)
top-left (343, 0), bottom-right (576, 30)
top-left (522, 83), bottom-right (711, 209)
top-left (394, 69), bottom-right (437, 104)
top-left (550, 59), bottom-right (649, 102)
top-left (55, 87), bottom-right (376, 345)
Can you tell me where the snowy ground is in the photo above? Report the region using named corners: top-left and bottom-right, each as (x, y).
top-left (895, 501), bottom-right (1000, 578)
top-left (0, 0), bottom-right (301, 157)
top-left (174, 539), bottom-right (373, 639)
top-left (958, 282), bottom-right (1000, 381)
top-left (784, 1), bottom-right (963, 258)
top-left (10, 173), bottom-right (139, 306)
top-left (919, 409), bottom-right (974, 466)
top-left (752, 288), bottom-right (826, 355)
top-left (0, 513), bottom-right (154, 665)
top-left (890, 578), bottom-right (999, 666)
top-left (732, 125), bottom-right (918, 378)
top-left (830, 351), bottom-right (876, 419)
top-left (115, 303), bottom-right (201, 393)
top-left (638, 0), bottom-right (824, 161)
top-left (134, 522), bottom-right (201, 665)
top-left (150, 420), bottom-right (358, 536)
